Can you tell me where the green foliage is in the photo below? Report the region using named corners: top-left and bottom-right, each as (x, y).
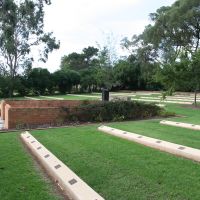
top-left (15, 75), bottom-right (30, 96)
top-left (68, 101), bottom-right (162, 122)
top-left (121, 0), bottom-right (200, 94)
top-left (114, 58), bottom-right (141, 90)
top-left (80, 68), bottom-right (97, 92)
top-left (28, 68), bottom-right (52, 95)
top-left (0, 76), bottom-right (11, 97)
top-left (156, 49), bottom-right (200, 99)
top-left (96, 67), bottom-right (114, 90)
top-left (52, 70), bottom-right (80, 94)
top-left (60, 46), bottom-right (99, 71)
top-left (0, 0), bottom-right (59, 96)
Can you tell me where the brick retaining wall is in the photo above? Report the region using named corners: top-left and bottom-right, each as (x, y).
top-left (1, 100), bottom-right (91, 129)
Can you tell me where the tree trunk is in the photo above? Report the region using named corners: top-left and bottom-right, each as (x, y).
top-left (8, 77), bottom-right (14, 98)
top-left (194, 89), bottom-right (197, 106)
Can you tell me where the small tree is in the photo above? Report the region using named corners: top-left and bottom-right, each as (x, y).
top-left (53, 70), bottom-right (76, 94)
top-left (0, 0), bottom-right (59, 96)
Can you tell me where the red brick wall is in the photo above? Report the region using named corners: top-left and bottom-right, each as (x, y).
top-left (5, 107), bottom-right (68, 129)
top-left (2, 100), bottom-right (82, 108)
top-left (2, 100), bottom-right (94, 129)
top-left (1, 100), bottom-right (83, 119)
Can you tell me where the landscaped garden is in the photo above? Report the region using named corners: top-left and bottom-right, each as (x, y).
top-left (1, 103), bottom-right (200, 199)
top-left (1, 0), bottom-right (200, 199)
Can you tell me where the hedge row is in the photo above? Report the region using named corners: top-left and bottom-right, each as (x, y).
top-left (66, 101), bottom-right (164, 122)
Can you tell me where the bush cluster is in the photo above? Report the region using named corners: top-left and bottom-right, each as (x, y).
top-left (67, 101), bottom-right (163, 123)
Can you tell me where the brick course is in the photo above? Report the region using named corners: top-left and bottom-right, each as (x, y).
top-left (1, 100), bottom-right (90, 129)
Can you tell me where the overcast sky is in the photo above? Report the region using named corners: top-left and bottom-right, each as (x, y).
top-left (36, 0), bottom-right (176, 72)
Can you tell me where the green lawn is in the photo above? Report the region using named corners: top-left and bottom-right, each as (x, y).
top-left (1, 102), bottom-right (200, 199)
top-left (0, 132), bottom-right (61, 200)
top-left (31, 122), bottom-right (200, 200)
top-left (166, 104), bottom-right (200, 124)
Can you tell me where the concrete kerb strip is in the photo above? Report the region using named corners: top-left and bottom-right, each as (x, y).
top-left (25, 96), bottom-right (41, 100)
top-left (98, 125), bottom-right (200, 162)
top-left (110, 93), bottom-right (136, 97)
top-left (156, 104), bottom-right (166, 107)
top-left (67, 94), bottom-right (100, 99)
top-left (40, 96), bottom-right (64, 100)
top-left (21, 132), bottom-right (104, 200)
top-left (162, 95), bottom-right (200, 99)
top-left (160, 120), bottom-right (200, 131)
top-left (132, 98), bottom-right (192, 105)
top-left (141, 96), bottom-right (200, 102)
top-left (135, 92), bottom-right (161, 95)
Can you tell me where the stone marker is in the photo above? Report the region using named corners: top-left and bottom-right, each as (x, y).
top-left (98, 125), bottom-right (200, 162)
top-left (21, 132), bottom-right (104, 200)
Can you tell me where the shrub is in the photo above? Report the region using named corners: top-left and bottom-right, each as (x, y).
top-left (67, 101), bottom-right (164, 123)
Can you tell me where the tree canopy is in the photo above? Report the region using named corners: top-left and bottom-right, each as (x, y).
top-left (121, 0), bottom-right (200, 104)
top-left (0, 0), bottom-right (59, 96)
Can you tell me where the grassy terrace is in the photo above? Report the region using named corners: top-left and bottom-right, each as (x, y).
top-left (1, 104), bottom-right (200, 199)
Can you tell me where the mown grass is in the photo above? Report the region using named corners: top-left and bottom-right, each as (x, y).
top-left (1, 98), bottom-right (200, 199)
top-left (0, 132), bottom-right (61, 200)
top-left (166, 104), bottom-right (200, 124)
top-left (30, 103), bottom-right (200, 200)
top-left (31, 121), bottom-right (200, 200)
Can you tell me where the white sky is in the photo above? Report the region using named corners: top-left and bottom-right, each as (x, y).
top-left (34, 0), bottom-right (176, 72)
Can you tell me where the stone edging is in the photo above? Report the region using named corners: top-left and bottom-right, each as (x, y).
top-left (21, 132), bottom-right (104, 200)
top-left (98, 125), bottom-right (200, 162)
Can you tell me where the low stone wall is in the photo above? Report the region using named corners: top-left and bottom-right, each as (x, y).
top-left (1, 100), bottom-right (89, 129)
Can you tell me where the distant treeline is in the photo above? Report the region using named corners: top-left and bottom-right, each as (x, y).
top-left (0, 46), bottom-right (163, 97)
top-left (1, 0), bottom-right (200, 98)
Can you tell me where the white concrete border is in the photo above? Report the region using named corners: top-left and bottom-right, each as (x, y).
top-left (156, 104), bottom-right (166, 107)
top-left (40, 96), bottom-right (64, 100)
top-left (25, 96), bottom-right (41, 100)
top-left (141, 96), bottom-right (200, 102)
top-left (21, 132), bottom-right (104, 200)
top-left (160, 120), bottom-right (200, 131)
top-left (67, 94), bottom-right (100, 99)
top-left (110, 93), bottom-right (136, 97)
top-left (98, 125), bottom-right (200, 162)
top-left (132, 98), bottom-right (192, 105)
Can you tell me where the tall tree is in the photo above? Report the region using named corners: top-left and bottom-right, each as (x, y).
top-left (114, 58), bottom-right (141, 90)
top-left (60, 46), bottom-right (99, 71)
top-left (123, 0), bottom-right (200, 103)
top-left (0, 0), bottom-right (59, 96)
